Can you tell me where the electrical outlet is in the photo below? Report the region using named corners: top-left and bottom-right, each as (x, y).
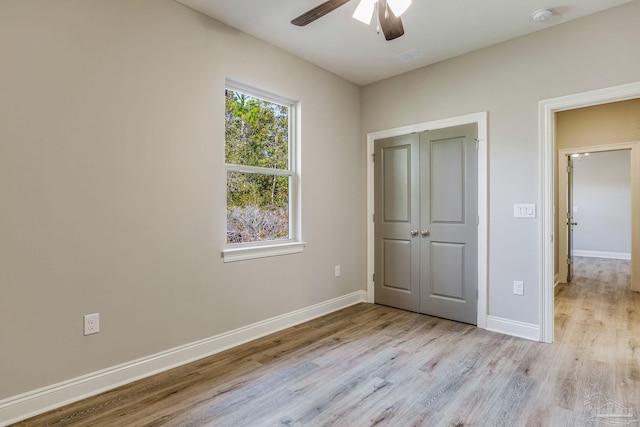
top-left (334, 265), bottom-right (341, 277)
top-left (513, 281), bottom-right (524, 296)
top-left (84, 313), bottom-right (100, 335)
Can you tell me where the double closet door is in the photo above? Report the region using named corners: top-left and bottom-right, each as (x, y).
top-left (373, 124), bottom-right (478, 324)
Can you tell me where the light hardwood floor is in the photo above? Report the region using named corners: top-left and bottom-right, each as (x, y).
top-left (13, 257), bottom-right (640, 426)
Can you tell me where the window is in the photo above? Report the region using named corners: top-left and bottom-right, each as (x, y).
top-left (222, 81), bottom-right (303, 262)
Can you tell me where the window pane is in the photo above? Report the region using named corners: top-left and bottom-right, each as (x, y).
top-left (227, 171), bottom-right (290, 243)
top-left (225, 89), bottom-right (289, 169)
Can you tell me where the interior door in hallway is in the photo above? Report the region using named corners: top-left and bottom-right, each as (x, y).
top-left (566, 155), bottom-right (575, 283)
top-left (374, 124), bottom-right (478, 324)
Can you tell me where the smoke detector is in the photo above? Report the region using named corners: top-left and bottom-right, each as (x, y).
top-left (532, 8), bottom-right (553, 23)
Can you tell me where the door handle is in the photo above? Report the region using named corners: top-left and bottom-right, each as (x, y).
top-left (410, 229), bottom-right (419, 237)
top-left (421, 230), bottom-right (430, 237)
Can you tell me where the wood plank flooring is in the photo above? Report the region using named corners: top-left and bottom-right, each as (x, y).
top-left (13, 257), bottom-right (640, 426)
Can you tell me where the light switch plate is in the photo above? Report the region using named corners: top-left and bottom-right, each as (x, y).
top-left (514, 204), bottom-right (536, 218)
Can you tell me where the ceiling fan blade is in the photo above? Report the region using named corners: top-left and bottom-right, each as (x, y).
top-left (377, 0), bottom-right (404, 40)
top-left (291, 0), bottom-right (352, 26)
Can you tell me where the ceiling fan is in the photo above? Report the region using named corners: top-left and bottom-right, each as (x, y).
top-left (291, 0), bottom-right (412, 41)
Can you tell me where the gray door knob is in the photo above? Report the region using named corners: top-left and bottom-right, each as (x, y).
top-left (410, 229), bottom-right (419, 237)
top-left (421, 230), bottom-right (430, 237)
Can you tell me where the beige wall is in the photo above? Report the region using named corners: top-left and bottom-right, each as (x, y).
top-left (362, 1), bottom-right (640, 323)
top-left (557, 99), bottom-right (640, 149)
top-left (554, 98), bottom-right (640, 277)
top-left (0, 0), bottom-right (364, 399)
top-left (2, 0), bottom-right (640, 409)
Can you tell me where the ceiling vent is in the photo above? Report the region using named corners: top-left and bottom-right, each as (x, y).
top-left (395, 48), bottom-right (424, 64)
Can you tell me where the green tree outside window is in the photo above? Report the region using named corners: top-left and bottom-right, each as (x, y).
top-left (225, 88), bottom-right (293, 244)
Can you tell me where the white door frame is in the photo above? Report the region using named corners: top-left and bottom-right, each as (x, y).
top-left (366, 112), bottom-right (488, 329)
top-left (539, 81), bottom-right (640, 343)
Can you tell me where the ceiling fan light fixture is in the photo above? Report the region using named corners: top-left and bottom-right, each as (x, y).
top-left (353, 0), bottom-right (377, 24)
top-left (387, 0), bottom-right (411, 17)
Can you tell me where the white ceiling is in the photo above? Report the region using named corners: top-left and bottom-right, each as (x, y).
top-left (177, 0), bottom-right (633, 86)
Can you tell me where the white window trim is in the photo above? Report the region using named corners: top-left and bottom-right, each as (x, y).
top-left (222, 80), bottom-right (304, 263)
top-left (222, 241), bottom-right (306, 263)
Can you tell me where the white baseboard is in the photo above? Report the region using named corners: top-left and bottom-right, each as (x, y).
top-left (486, 315), bottom-right (540, 342)
top-left (554, 273), bottom-right (560, 288)
top-left (0, 291), bottom-right (368, 426)
top-left (572, 250), bottom-right (631, 260)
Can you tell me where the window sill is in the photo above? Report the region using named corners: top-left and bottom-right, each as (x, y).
top-left (222, 241), bottom-right (306, 263)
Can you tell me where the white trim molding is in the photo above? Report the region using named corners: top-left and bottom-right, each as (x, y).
top-left (222, 241), bottom-right (306, 262)
top-left (0, 291), bottom-right (367, 426)
top-left (572, 250), bottom-right (631, 260)
top-left (365, 112), bottom-right (489, 329)
top-left (539, 80), bottom-right (640, 344)
top-left (486, 316), bottom-right (540, 342)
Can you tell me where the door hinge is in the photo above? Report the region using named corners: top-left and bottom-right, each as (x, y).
top-left (475, 139), bottom-right (479, 150)
top-left (476, 214), bottom-right (479, 225)
top-left (371, 153), bottom-right (375, 162)
top-left (566, 258), bottom-right (571, 265)
top-left (373, 213), bottom-right (375, 222)
top-left (372, 273), bottom-right (375, 282)
top-left (567, 165), bottom-right (572, 173)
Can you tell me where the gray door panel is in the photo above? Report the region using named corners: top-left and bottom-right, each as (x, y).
top-left (420, 124), bottom-right (478, 324)
top-left (374, 134), bottom-right (420, 312)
